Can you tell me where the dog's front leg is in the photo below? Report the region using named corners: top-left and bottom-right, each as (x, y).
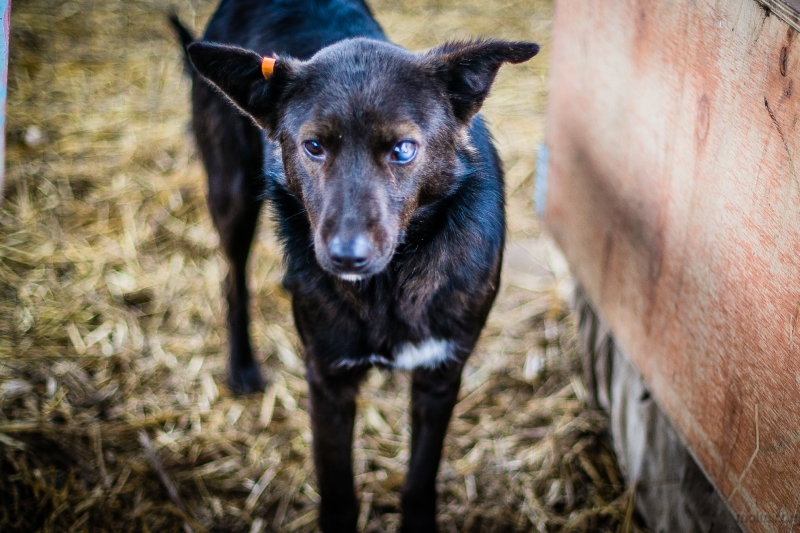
top-left (401, 361), bottom-right (465, 533)
top-left (307, 358), bottom-right (366, 532)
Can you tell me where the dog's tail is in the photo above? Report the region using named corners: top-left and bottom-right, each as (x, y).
top-left (169, 13), bottom-right (196, 76)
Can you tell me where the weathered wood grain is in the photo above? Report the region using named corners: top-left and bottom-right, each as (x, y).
top-left (759, 0), bottom-right (800, 33)
top-left (545, 0), bottom-right (800, 531)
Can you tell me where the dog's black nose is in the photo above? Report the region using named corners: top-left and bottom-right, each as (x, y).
top-left (328, 234), bottom-right (372, 270)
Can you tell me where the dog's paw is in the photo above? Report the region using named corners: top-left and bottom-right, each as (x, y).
top-left (229, 364), bottom-right (266, 395)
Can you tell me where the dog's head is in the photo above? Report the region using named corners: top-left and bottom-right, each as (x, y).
top-left (188, 38), bottom-right (538, 280)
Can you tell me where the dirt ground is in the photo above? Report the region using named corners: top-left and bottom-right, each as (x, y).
top-left (0, 0), bottom-right (644, 531)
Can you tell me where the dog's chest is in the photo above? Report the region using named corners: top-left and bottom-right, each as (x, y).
top-left (337, 338), bottom-right (453, 370)
top-left (392, 338), bottom-right (453, 369)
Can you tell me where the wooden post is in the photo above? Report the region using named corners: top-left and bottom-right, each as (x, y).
top-left (544, 0), bottom-right (800, 530)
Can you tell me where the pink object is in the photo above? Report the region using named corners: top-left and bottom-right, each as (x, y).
top-left (544, 0), bottom-right (800, 529)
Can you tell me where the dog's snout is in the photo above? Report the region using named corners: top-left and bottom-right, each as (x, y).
top-left (328, 234), bottom-right (373, 271)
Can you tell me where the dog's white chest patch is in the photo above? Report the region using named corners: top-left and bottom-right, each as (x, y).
top-left (392, 338), bottom-right (453, 370)
top-left (334, 338), bottom-right (453, 370)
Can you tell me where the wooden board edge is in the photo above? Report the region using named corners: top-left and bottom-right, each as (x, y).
top-left (757, 0), bottom-right (800, 33)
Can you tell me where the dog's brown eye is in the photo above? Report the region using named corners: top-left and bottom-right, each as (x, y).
top-left (390, 140), bottom-right (417, 163)
top-left (303, 140), bottom-right (325, 158)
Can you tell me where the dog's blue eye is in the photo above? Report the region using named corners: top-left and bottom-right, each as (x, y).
top-left (390, 140), bottom-right (417, 163)
top-left (303, 140), bottom-right (325, 158)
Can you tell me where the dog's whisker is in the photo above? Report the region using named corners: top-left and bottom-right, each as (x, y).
top-left (281, 209), bottom-right (308, 223)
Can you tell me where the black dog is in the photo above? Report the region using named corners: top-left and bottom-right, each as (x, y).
top-left (172, 1), bottom-right (537, 530)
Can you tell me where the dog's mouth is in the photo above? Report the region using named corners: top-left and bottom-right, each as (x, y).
top-left (337, 272), bottom-right (368, 282)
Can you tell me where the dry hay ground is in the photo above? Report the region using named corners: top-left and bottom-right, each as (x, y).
top-left (0, 0), bottom-right (645, 532)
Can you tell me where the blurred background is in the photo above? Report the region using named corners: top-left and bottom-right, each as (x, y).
top-left (0, 0), bottom-right (644, 531)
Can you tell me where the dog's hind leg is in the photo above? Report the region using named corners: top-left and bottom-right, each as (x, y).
top-left (192, 82), bottom-right (266, 394)
top-left (401, 361), bottom-right (465, 533)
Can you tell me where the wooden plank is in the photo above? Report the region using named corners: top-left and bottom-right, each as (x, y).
top-left (759, 0), bottom-right (800, 33)
top-left (544, 0), bottom-right (800, 531)
top-left (576, 287), bottom-right (743, 532)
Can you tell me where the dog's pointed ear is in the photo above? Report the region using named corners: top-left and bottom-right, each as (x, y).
top-left (427, 40), bottom-right (539, 123)
top-left (187, 42), bottom-right (294, 132)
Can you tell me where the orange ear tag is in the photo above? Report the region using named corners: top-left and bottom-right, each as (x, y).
top-left (261, 56), bottom-right (276, 79)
